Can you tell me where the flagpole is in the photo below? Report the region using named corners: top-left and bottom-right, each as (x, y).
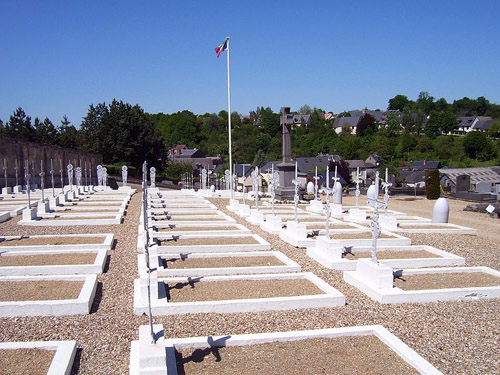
top-left (226, 36), bottom-right (233, 199)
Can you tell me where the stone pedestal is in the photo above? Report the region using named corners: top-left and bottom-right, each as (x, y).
top-left (331, 203), bottom-right (343, 216)
top-left (308, 199), bottom-right (323, 213)
top-left (236, 204), bottom-right (251, 217)
top-left (315, 237), bottom-right (343, 258)
top-left (334, 182), bottom-right (342, 204)
top-left (2, 187), bottom-right (12, 195)
top-left (262, 214), bottom-right (282, 232)
top-left (349, 208), bottom-right (368, 221)
top-left (67, 191), bottom-right (77, 201)
top-left (276, 162), bottom-right (296, 201)
top-left (355, 259), bottom-right (393, 289)
top-left (136, 324), bottom-right (168, 375)
top-left (379, 215), bottom-right (399, 231)
top-left (139, 270), bottom-right (158, 301)
top-left (227, 199), bottom-right (239, 212)
top-left (13, 185), bottom-right (22, 193)
top-left (247, 209), bottom-right (265, 225)
top-left (37, 201), bottom-right (50, 214)
top-left (49, 196), bottom-right (60, 208)
top-left (22, 207), bottom-right (37, 221)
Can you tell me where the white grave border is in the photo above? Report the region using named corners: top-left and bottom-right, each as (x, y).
top-left (0, 274), bottom-right (98, 317)
top-left (0, 233), bottom-right (114, 251)
top-left (0, 340), bottom-right (77, 375)
top-left (130, 324), bottom-right (442, 375)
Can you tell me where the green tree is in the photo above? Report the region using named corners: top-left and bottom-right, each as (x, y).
top-left (388, 94), bottom-right (412, 111)
top-left (416, 91), bottom-right (435, 115)
top-left (253, 149), bottom-right (268, 167)
top-left (384, 112), bottom-right (401, 137)
top-left (164, 161), bottom-right (192, 182)
top-left (34, 117), bottom-right (58, 145)
top-left (488, 121), bottom-right (500, 137)
top-left (5, 107), bottom-right (34, 141)
top-left (259, 107), bottom-right (280, 138)
top-left (417, 136), bottom-right (434, 153)
top-left (463, 131), bottom-right (489, 159)
top-left (434, 136), bottom-right (455, 160)
top-left (81, 100), bottom-right (164, 168)
top-left (356, 113), bottom-right (376, 136)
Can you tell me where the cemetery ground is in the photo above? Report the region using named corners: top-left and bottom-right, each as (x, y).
top-left (1, 189), bottom-right (499, 374)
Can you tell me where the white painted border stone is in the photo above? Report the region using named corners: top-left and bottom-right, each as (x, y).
top-left (141, 249), bottom-right (301, 277)
top-left (0, 233), bottom-right (114, 251)
top-left (134, 272), bottom-right (345, 315)
top-left (0, 340), bottom-right (77, 375)
top-left (0, 248), bottom-right (108, 276)
top-left (133, 325), bottom-right (442, 375)
top-left (0, 274), bottom-right (98, 316)
top-left (344, 265), bottom-right (500, 304)
top-left (154, 234), bottom-right (270, 253)
top-left (307, 244), bottom-right (465, 270)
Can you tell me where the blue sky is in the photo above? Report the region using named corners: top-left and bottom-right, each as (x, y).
top-left (1, 0), bottom-right (499, 127)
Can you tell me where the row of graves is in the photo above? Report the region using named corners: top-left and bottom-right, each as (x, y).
top-left (129, 165), bottom-right (467, 374)
top-left (0, 161), bottom-right (135, 374)
top-left (227, 165), bottom-right (499, 303)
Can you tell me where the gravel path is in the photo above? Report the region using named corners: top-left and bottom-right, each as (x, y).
top-left (0, 192), bottom-right (498, 374)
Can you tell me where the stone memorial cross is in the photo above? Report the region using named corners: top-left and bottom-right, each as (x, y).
top-left (251, 166), bottom-right (259, 210)
top-left (225, 169), bottom-right (230, 190)
top-left (122, 165), bottom-right (128, 186)
top-left (150, 167), bottom-right (156, 188)
top-left (382, 168), bottom-right (392, 214)
top-left (366, 171), bottom-right (385, 263)
top-left (269, 164), bottom-right (280, 215)
top-left (39, 160), bottom-right (45, 202)
top-left (67, 163), bottom-right (73, 190)
top-left (292, 161), bottom-right (300, 222)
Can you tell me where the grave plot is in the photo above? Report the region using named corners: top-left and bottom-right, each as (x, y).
top-left (0, 248), bottom-right (108, 276)
top-left (0, 210), bottom-right (10, 222)
top-left (0, 233), bottom-right (114, 251)
top-left (51, 204), bottom-right (125, 214)
top-left (134, 272), bottom-right (344, 315)
top-left (150, 212), bottom-right (235, 223)
top-left (149, 207), bottom-right (218, 215)
top-left (383, 221), bottom-right (477, 235)
top-left (344, 208), bottom-right (408, 224)
top-left (142, 248), bottom-right (301, 276)
top-left (130, 324), bottom-right (442, 375)
top-left (0, 274), bottom-right (97, 316)
top-left (280, 224), bottom-right (411, 248)
top-left (152, 233), bottom-right (271, 253)
top-left (307, 243), bottom-right (465, 270)
top-left (150, 222), bottom-right (251, 236)
top-left (343, 260), bottom-right (500, 304)
top-left (0, 340), bottom-right (76, 375)
top-left (19, 211), bottom-right (123, 226)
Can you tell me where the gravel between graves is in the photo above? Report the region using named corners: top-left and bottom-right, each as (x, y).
top-left (0, 191), bottom-right (498, 374)
top-left (0, 348), bottom-right (54, 375)
top-left (175, 336), bottom-right (419, 375)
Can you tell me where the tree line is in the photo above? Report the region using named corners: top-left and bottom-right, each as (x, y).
top-left (1, 92), bottom-right (499, 180)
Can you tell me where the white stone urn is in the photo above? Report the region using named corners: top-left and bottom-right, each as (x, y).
top-left (432, 197), bottom-right (449, 223)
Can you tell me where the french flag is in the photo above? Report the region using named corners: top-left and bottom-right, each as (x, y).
top-left (215, 40), bottom-right (228, 58)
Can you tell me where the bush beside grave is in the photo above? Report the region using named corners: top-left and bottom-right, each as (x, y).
top-left (103, 163), bottom-right (137, 177)
top-left (425, 169), bottom-right (441, 200)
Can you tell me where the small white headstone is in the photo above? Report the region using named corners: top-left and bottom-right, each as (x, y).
top-left (306, 181), bottom-right (314, 194)
top-left (486, 204), bottom-right (495, 214)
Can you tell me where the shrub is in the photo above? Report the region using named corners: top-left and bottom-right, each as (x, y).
top-left (425, 169), bottom-right (440, 200)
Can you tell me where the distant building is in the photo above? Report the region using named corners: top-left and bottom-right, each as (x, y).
top-left (168, 144), bottom-right (223, 171)
top-left (452, 116), bottom-right (495, 135)
top-left (439, 167), bottom-right (500, 193)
